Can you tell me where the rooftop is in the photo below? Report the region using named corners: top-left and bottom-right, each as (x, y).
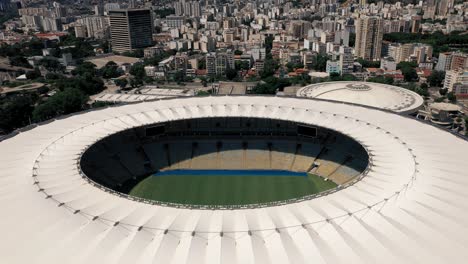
top-left (297, 81), bottom-right (424, 114)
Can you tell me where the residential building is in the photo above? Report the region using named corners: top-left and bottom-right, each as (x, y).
top-left (444, 70), bottom-right (468, 92)
top-left (339, 46), bottom-right (354, 75)
top-left (355, 16), bottom-right (384, 61)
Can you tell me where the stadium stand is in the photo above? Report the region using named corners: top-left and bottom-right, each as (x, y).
top-left (80, 117), bottom-right (369, 192)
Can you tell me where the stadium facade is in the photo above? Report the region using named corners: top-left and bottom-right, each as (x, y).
top-left (0, 96), bottom-right (467, 264)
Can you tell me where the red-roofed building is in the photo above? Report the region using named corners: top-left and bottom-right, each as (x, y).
top-left (34, 32), bottom-right (67, 41)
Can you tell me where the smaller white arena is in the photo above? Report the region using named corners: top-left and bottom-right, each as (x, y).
top-left (296, 81), bottom-right (424, 114)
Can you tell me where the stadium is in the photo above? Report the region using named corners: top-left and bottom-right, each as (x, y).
top-left (1, 95), bottom-right (468, 263)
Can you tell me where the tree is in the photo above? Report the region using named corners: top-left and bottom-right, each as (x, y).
top-left (329, 72), bottom-right (342, 81)
top-left (439, 88), bottom-right (448, 96)
top-left (143, 76), bottom-right (154, 84)
top-left (53, 75), bottom-right (104, 95)
top-left (397, 62), bottom-right (418, 82)
top-left (225, 68), bottom-right (238, 80)
top-left (415, 85), bottom-right (429, 97)
top-left (32, 88), bottom-right (88, 122)
top-left (235, 61), bottom-right (250, 71)
top-left (39, 57), bottom-right (65, 72)
top-left (367, 76), bottom-right (394, 85)
top-left (129, 63), bottom-right (146, 81)
top-left (313, 54), bottom-right (329, 71)
top-left (129, 77), bottom-right (143, 88)
top-left (196, 90), bottom-right (210, 96)
top-left (122, 49), bottom-right (144, 58)
top-left (251, 77), bottom-right (291, 94)
top-left (9, 56), bottom-right (32, 68)
top-left (72, 61), bottom-right (97, 76)
top-left (428, 70), bottom-right (445, 87)
top-left (357, 58), bottom-right (380, 68)
top-left (26, 68), bottom-right (41, 80)
top-left (199, 77), bottom-right (208, 87)
top-left (198, 59), bottom-right (206, 70)
top-left (114, 78), bottom-right (128, 89)
top-left (260, 56), bottom-right (279, 78)
top-left (101, 61), bottom-right (122, 79)
top-left (234, 50), bottom-right (243, 55)
top-left (447, 92), bottom-right (457, 103)
top-left (0, 95), bottom-right (35, 132)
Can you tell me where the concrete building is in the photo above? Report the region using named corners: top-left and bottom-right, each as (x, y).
top-left (380, 57), bottom-right (397, 71)
top-left (109, 9), bottom-right (153, 53)
top-left (444, 70), bottom-right (468, 92)
top-left (206, 53), bottom-right (216, 76)
top-left (339, 46), bottom-right (354, 75)
top-left (355, 16), bottom-right (384, 61)
top-left (326, 60), bottom-right (340, 74)
top-left (166, 15), bottom-right (185, 28)
top-left (436, 52), bottom-right (468, 72)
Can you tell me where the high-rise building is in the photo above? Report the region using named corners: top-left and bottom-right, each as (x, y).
top-left (109, 9), bottom-right (153, 53)
top-left (191, 1), bottom-right (201, 17)
top-left (94, 0), bottom-right (104, 16)
top-left (77, 16), bottom-right (108, 39)
top-left (436, 52), bottom-right (468, 71)
top-left (215, 50), bottom-right (234, 76)
top-left (354, 16), bottom-right (384, 61)
top-left (411, 15), bottom-right (421, 33)
top-left (206, 53), bottom-right (216, 76)
top-left (444, 70), bottom-right (468, 92)
top-left (206, 51), bottom-right (234, 76)
top-left (339, 46), bottom-right (354, 75)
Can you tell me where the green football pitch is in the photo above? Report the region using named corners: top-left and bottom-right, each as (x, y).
top-left (129, 170), bottom-right (337, 206)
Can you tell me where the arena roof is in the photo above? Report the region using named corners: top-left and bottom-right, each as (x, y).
top-left (296, 81), bottom-right (425, 114)
top-left (1, 96), bottom-right (468, 264)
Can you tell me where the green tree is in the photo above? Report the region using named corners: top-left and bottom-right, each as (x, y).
top-left (428, 70), bottom-right (445, 87)
top-left (32, 88), bottom-right (88, 122)
top-left (251, 77), bottom-right (291, 94)
top-left (0, 94), bottom-right (35, 132)
top-left (368, 76), bottom-right (394, 85)
top-left (39, 57), bottom-right (65, 72)
top-left (313, 54), bottom-right (329, 71)
top-left (114, 78), bottom-right (128, 89)
top-left (225, 68), bottom-right (238, 80)
top-left (130, 63), bottom-right (146, 81)
top-left (398, 62), bottom-right (418, 82)
top-left (235, 61), bottom-right (250, 71)
top-left (129, 77), bottom-right (143, 88)
top-left (25, 68), bottom-right (41, 80)
top-left (357, 58), bottom-right (380, 68)
top-left (101, 61), bottom-right (122, 79)
top-left (9, 56), bottom-right (32, 68)
top-left (439, 88), bottom-right (448, 96)
top-left (72, 61), bottom-right (97, 76)
top-left (447, 92), bottom-right (457, 103)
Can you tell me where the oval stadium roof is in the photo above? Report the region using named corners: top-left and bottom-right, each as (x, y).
top-left (296, 81), bottom-right (425, 114)
top-left (0, 96), bottom-right (467, 264)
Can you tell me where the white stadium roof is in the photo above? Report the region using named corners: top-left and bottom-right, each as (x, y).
top-left (1, 96), bottom-right (468, 264)
top-left (296, 81), bottom-right (425, 114)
